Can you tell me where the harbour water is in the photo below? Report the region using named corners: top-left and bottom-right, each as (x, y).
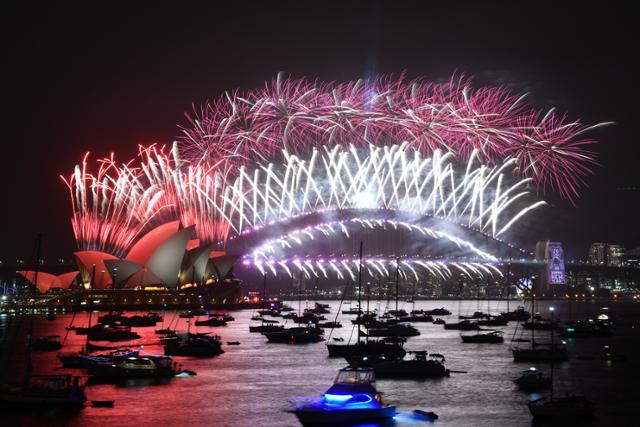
top-left (1, 299), bottom-right (638, 426)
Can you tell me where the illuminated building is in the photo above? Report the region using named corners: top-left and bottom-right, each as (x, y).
top-left (588, 243), bottom-right (626, 266)
top-left (535, 241), bottom-right (566, 293)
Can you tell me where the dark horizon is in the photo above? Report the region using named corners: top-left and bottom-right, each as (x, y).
top-left (3, 1), bottom-right (638, 262)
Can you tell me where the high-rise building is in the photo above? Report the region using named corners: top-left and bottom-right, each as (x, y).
top-left (588, 243), bottom-right (626, 266)
top-left (608, 245), bottom-right (625, 266)
top-left (535, 241), bottom-right (566, 293)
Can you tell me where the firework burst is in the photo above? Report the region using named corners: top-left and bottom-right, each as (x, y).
top-left (180, 73), bottom-right (604, 201)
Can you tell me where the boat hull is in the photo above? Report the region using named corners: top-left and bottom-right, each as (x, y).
top-left (292, 406), bottom-right (396, 426)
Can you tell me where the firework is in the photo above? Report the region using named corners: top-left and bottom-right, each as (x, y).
top-left (222, 143), bottom-right (546, 238)
top-left (180, 74), bottom-right (605, 202)
top-left (61, 143), bottom-right (230, 255)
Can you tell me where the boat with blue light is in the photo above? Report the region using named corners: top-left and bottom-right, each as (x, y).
top-left (289, 366), bottom-right (396, 426)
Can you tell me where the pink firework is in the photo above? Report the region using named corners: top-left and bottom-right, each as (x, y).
top-left (179, 73), bottom-right (602, 201)
top-left (61, 143), bottom-right (231, 255)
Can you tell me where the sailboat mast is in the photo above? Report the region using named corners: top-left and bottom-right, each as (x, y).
top-left (263, 273), bottom-right (267, 304)
top-left (25, 233), bottom-right (42, 381)
top-left (550, 306), bottom-right (555, 400)
top-left (356, 241), bottom-right (363, 344)
top-left (86, 264), bottom-right (96, 352)
top-left (531, 285), bottom-right (535, 350)
top-left (395, 258), bottom-right (400, 318)
top-left (506, 263), bottom-right (511, 313)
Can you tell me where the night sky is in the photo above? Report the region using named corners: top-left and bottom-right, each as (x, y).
top-left (3, 1), bottom-right (638, 262)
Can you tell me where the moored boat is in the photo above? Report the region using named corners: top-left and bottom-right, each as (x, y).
top-left (264, 327), bottom-right (324, 344)
top-left (327, 340), bottom-right (406, 360)
top-left (89, 355), bottom-right (180, 378)
top-left (194, 317), bottom-right (227, 327)
top-left (0, 375), bottom-right (86, 409)
top-left (164, 333), bottom-right (224, 357)
top-left (351, 351), bottom-right (449, 379)
top-left (461, 330), bottom-right (504, 344)
top-left (443, 320), bottom-right (481, 330)
top-left (289, 366), bottom-right (396, 426)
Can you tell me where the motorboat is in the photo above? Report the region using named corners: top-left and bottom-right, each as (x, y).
top-left (501, 306), bottom-right (530, 321)
top-left (249, 322), bottom-right (285, 333)
top-left (459, 311), bottom-right (489, 320)
top-left (264, 327), bottom-right (324, 344)
top-left (292, 312), bottom-right (326, 324)
top-left (164, 333), bottom-right (224, 357)
top-left (443, 320), bottom-right (481, 330)
top-left (433, 318), bottom-right (445, 325)
top-left (89, 355), bottom-right (179, 378)
top-left (208, 312), bottom-right (235, 322)
top-left (0, 375), bottom-right (86, 409)
top-left (425, 307), bottom-right (451, 316)
top-left (317, 321), bottom-right (342, 329)
top-left (514, 367), bottom-right (551, 392)
top-left (31, 335), bottom-right (63, 351)
top-left (97, 311), bottom-right (160, 327)
top-left (351, 351), bottom-right (449, 379)
top-left (366, 323), bottom-right (420, 337)
top-left (57, 349), bottom-right (140, 369)
top-left (401, 313), bottom-right (433, 323)
top-left (86, 324), bottom-right (141, 341)
top-left (249, 317), bottom-right (284, 332)
top-left (327, 340), bottom-right (406, 360)
top-left (194, 317), bottom-right (227, 327)
top-left (289, 367), bottom-right (396, 426)
top-left (461, 330), bottom-right (504, 343)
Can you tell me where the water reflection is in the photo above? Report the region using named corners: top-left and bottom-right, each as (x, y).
top-left (0, 299), bottom-right (637, 426)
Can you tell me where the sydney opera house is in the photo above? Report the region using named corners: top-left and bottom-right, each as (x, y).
top-left (17, 221), bottom-right (242, 307)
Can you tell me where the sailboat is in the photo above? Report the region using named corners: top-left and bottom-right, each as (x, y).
top-left (326, 244), bottom-right (405, 360)
top-left (527, 308), bottom-right (594, 419)
top-left (512, 290), bottom-right (567, 362)
top-left (0, 235), bottom-right (87, 409)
